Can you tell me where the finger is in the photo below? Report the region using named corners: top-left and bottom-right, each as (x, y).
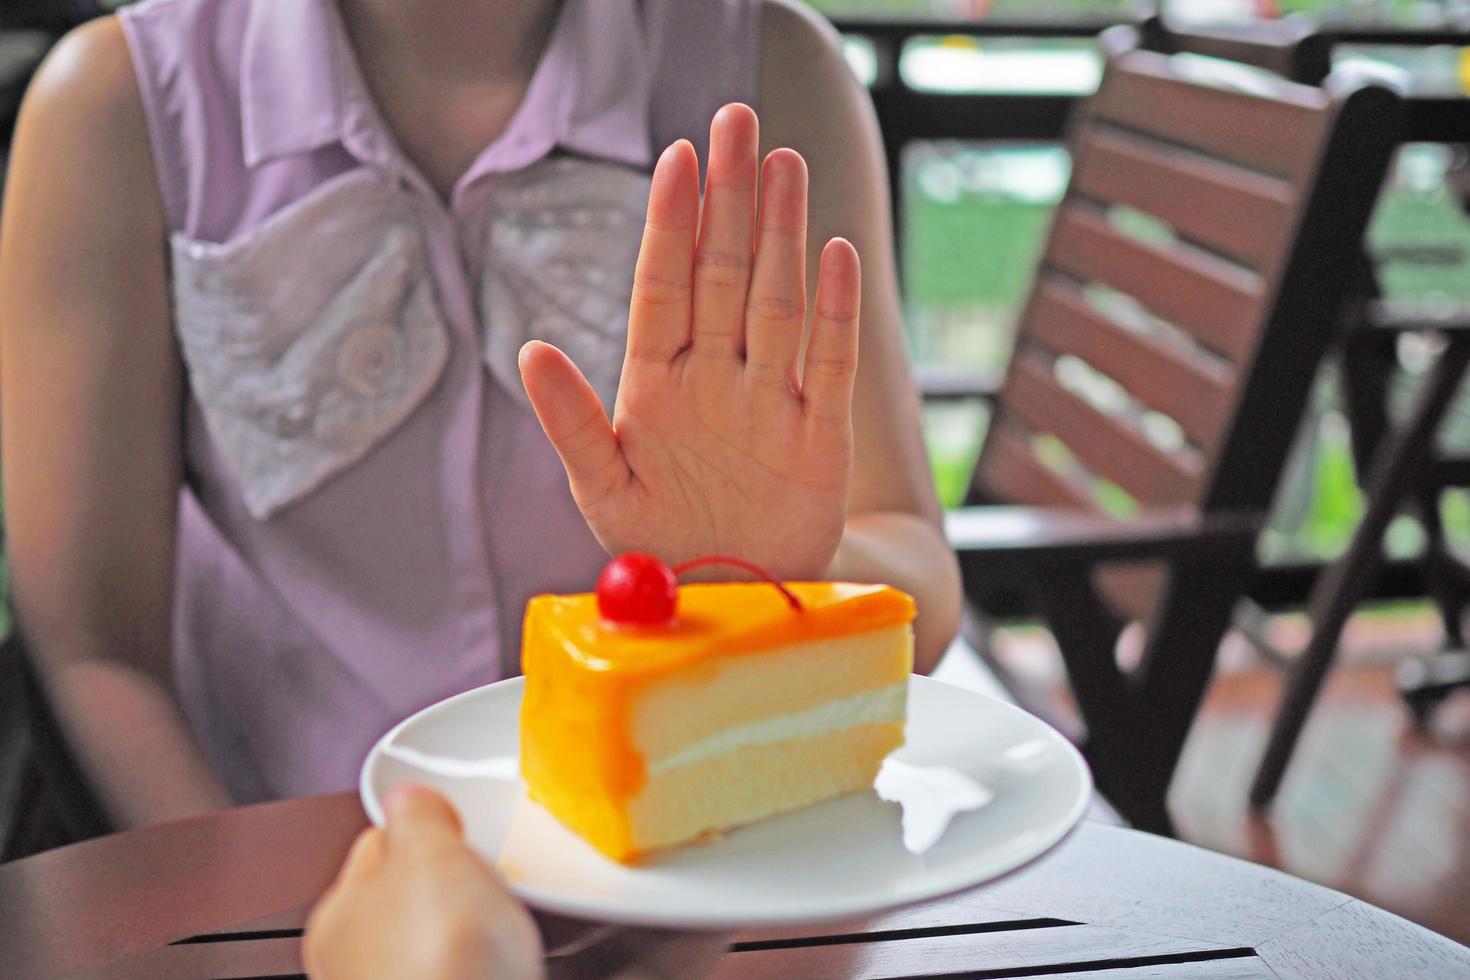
top-left (519, 340), bottom-right (631, 508)
top-left (690, 103), bottom-right (759, 359)
top-left (743, 149), bottom-right (808, 391)
top-left (802, 238), bottom-right (861, 435)
top-left (301, 898), bottom-right (342, 979)
top-left (627, 140), bottom-right (699, 363)
top-left (383, 784), bottom-right (464, 855)
top-left (335, 827), bottom-right (387, 887)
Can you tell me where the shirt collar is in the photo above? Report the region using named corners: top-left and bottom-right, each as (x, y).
top-left (240, 0), bottom-right (653, 175)
top-left (240, 0), bottom-right (342, 168)
top-left (546, 0), bottom-right (654, 170)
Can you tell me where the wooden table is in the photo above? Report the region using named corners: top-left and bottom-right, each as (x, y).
top-left (2, 794), bottom-right (1466, 979)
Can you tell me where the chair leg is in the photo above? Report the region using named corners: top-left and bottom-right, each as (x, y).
top-left (1421, 548), bottom-right (1470, 647)
top-left (1031, 571), bottom-right (1127, 723)
top-left (1251, 338), bottom-right (1470, 808)
top-left (1040, 559), bottom-right (1242, 838)
top-left (1340, 319), bottom-right (1396, 478)
top-left (1028, 569), bottom-right (1160, 824)
top-left (1415, 484), bottom-right (1468, 649)
top-left (1249, 574), bottom-right (1365, 810)
top-left (1400, 488), bottom-right (1470, 729)
top-left (1124, 557), bottom-right (1254, 838)
top-left (1084, 738), bottom-right (1177, 837)
top-left (1397, 650), bottom-right (1470, 729)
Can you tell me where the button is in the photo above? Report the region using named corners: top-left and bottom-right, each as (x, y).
top-left (337, 324), bottom-right (402, 398)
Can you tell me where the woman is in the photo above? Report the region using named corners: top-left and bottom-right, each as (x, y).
top-left (0, 0), bottom-right (960, 826)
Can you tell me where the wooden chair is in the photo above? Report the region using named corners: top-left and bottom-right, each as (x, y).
top-left (944, 27), bottom-right (1401, 834)
top-left (1142, 14), bottom-right (1470, 803)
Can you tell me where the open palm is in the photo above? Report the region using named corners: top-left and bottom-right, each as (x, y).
top-left (518, 104), bottom-right (861, 580)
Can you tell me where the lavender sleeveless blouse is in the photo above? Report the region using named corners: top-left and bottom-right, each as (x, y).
top-left (117, 0), bottom-right (758, 802)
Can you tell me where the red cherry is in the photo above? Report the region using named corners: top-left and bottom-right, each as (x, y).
top-left (597, 553), bottom-right (678, 624)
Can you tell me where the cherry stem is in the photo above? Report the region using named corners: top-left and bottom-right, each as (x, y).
top-left (671, 556), bottom-right (804, 612)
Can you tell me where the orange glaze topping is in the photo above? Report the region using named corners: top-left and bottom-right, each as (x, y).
top-left (518, 582), bottom-right (916, 858)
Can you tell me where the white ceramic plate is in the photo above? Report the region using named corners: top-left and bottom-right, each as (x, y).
top-left (360, 675), bottom-right (1090, 929)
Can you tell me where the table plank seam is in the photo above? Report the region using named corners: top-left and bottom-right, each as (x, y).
top-left (173, 927), bottom-right (305, 946)
top-left (163, 925), bottom-right (1261, 979)
top-left (878, 947), bottom-right (1260, 979)
top-left (177, 916), bottom-right (1091, 953)
top-left (730, 918), bottom-right (1079, 952)
top-left (174, 917), bottom-right (1085, 952)
top-left (128, 939), bottom-right (1267, 980)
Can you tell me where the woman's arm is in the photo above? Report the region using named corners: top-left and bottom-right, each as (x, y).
top-left (0, 18), bottom-right (232, 826)
top-left (758, 0), bottom-right (962, 672)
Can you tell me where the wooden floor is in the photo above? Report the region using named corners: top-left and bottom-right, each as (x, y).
top-left (992, 609), bottom-right (1470, 947)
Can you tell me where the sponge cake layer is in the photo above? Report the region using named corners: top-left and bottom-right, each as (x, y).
top-left (520, 581), bottom-right (916, 862)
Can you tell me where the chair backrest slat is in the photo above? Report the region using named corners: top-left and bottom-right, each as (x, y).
top-left (971, 28), bottom-right (1400, 520)
top-left (1088, 50), bottom-right (1331, 182)
top-left (1047, 202), bottom-right (1263, 364)
top-left (975, 421), bottom-right (1100, 511)
top-left (1028, 276), bottom-right (1236, 452)
top-left (1007, 350), bottom-right (1204, 506)
top-left (1071, 125), bottom-right (1296, 270)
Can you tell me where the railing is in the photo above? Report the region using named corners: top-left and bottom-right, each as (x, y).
top-left (833, 16), bottom-right (1118, 236)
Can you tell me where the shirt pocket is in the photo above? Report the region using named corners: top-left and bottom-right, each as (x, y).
top-left (477, 156), bottom-right (651, 413)
top-left (170, 169), bottom-right (450, 520)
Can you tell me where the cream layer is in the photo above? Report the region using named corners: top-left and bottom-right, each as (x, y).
top-left (630, 624), bottom-right (914, 762)
top-left (645, 682), bottom-right (908, 775)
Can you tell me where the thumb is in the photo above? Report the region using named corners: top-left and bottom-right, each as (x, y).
top-left (518, 340), bottom-right (630, 508)
top-left (333, 827), bottom-right (387, 887)
top-left (383, 785), bottom-right (464, 854)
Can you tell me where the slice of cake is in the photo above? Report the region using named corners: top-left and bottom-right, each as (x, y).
top-left (519, 555), bottom-right (916, 863)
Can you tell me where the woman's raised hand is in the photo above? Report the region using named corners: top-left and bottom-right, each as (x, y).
top-left (519, 104), bottom-right (861, 580)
